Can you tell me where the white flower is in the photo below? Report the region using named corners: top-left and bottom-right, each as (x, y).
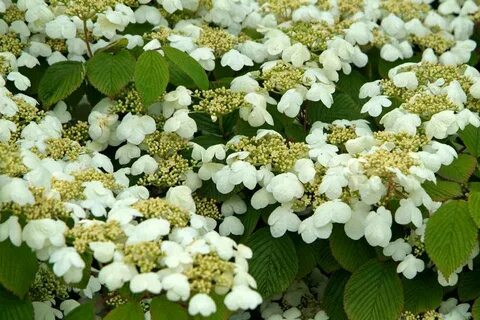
top-left (383, 239), bottom-right (412, 261)
top-left (293, 158), bottom-right (316, 183)
top-left (364, 207), bottom-right (392, 247)
top-left (266, 173), bottom-right (304, 203)
top-left (395, 198), bottom-right (423, 228)
top-left (240, 92), bottom-right (274, 127)
top-left (219, 216), bottom-right (245, 236)
top-left (161, 241), bottom-right (193, 268)
top-left (313, 200), bottom-right (352, 232)
top-left (306, 83), bottom-right (335, 108)
top-left (131, 155), bottom-right (158, 175)
top-left (221, 49), bottom-right (254, 71)
top-left (98, 262), bottom-right (137, 291)
top-left (221, 195), bottom-right (247, 216)
top-left (359, 81), bottom-right (381, 99)
top-left (392, 72), bottom-right (418, 90)
top-left (33, 301), bottom-right (63, 320)
top-left (0, 216), bottom-right (22, 246)
top-left (277, 88), bottom-right (304, 118)
top-left (397, 254), bottom-right (425, 279)
top-left (189, 293), bottom-right (217, 316)
top-left (130, 272), bottom-right (162, 294)
top-left (116, 113), bottom-right (156, 144)
top-left (22, 219), bottom-right (67, 251)
top-left (164, 109), bottom-right (197, 139)
top-left (190, 48), bottom-right (215, 71)
top-left (126, 218), bottom-right (170, 244)
top-left (282, 43), bottom-right (311, 67)
top-left (224, 285), bottom-right (262, 311)
top-left (115, 143), bottom-right (141, 165)
top-left (425, 110), bottom-right (458, 139)
top-left (45, 15), bottom-right (76, 39)
top-left (49, 247), bottom-right (85, 283)
top-left (89, 241), bottom-right (116, 263)
top-left (7, 72), bottom-right (31, 91)
top-left (381, 14), bottom-right (406, 38)
top-left (268, 206), bottom-right (301, 237)
top-left (361, 95), bottom-right (392, 117)
top-left (162, 273), bottom-right (190, 301)
top-left (0, 177), bottom-right (35, 205)
top-left (213, 161), bottom-right (257, 194)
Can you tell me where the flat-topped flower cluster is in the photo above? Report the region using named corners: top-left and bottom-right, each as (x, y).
top-left (0, 0), bottom-right (479, 319)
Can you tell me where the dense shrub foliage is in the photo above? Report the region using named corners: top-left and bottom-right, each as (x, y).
top-left (0, 0), bottom-right (480, 319)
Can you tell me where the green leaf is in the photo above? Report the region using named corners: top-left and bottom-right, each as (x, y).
top-left (306, 92), bottom-right (365, 124)
top-left (134, 50), bottom-right (169, 105)
top-left (38, 61), bottom-right (85, 107)
top-left (0, 241), bottom-right (38, 297)
top-left (425, 200), bottom-right (478, 278)
top-left (238, 207), bottom-right (261, 241)
top-left (150, 297), bottom-right (188, 320)
top-left (246, 228), bottom-right (298, 298)
top-left (191, 135), bottom-right (225, 148)
top-left (163, 46), bottom-right (209, 90)
top-left (473, 298), bottom-right (480, 320)
top-left (313, 240), bottom-right (341, 273)
top-left (402, 271), bottom-right (443, 314)
top-left (337, 70), bottom-right (367, 103)
top-left (189, 112), bottom-right (222, 136)
top-left (468, 192), bottom-right (480, 228)
top-left (437, 154), bottom-right (477, 183)
top-left (64, 303), bottom-right (95, 320)
top-left (422, 180), bottom-right (463, 201)
top-left (344, 260), bottom-right (403, 320)
top-left (322, 270), bottom-right (350, 320)
top-left (458, 271), bottom-right (480, 301)
top-left (86, 50), bottom-right (136, 96)
top-left (104, 301), bottom-right (144, 320)
top-left (459, 125), bottom-right (480, 157)
top-left (0, 286), bottom-right (34, 320)
top-left (329, 225), bottom-right (376, 272)
top-left (292, 237), bottom-right (318, 279)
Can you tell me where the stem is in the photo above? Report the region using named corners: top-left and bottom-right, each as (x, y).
top-left (83, 19), bottom-right (93, 58)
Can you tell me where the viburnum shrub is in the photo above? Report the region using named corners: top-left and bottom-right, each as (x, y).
top-left (1, 0), bottom-right (480, 319)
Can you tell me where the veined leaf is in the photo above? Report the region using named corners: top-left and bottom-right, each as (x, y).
top-left (329, 225), bottom-right (376, 272)
top-left (458, 271), bottom-right (480, 301)
top-left (163, 46), bottom-right (209, 90)
top-left (425, 200), bottom-right (478, 278)
top-left (64, 303), bottom-right (94, 320)
top-left (38, 61), bottom-right (85, 107)
top-left (323, 270), bottom-right (350, 320)
top-left (150, 297), bottom-right (188, 320)
top-left (246, 228), bottom-right (298, 298)
top-left (104, 301), bottom-right (144, 320)
top-left (468, 192), bottom-right (480, 228)
top-left (134, 50), bottom-right (169, 105)
top-left (344, 260), bottom-right (403, 320)
top-left (459, 125), bottom-right (480, 157)
top-left (86, 50), bottom-right (136, 96)
top-left (0, 241), bottom-right (38, 297)
top-left (0, 286), bottom-right (34, 320)
top-left (402, 271), bottom-right (442, 314)
top-left (422, 180), bottom-right (462, 202)
top-left (437, 154), bottom-right (477, 183)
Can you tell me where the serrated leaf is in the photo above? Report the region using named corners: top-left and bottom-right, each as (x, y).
top-left (86, 50), bottom-right (136, 96)
top-left (134, 50), bottom-right (169, 105)
top-left (402, 271), bottom-right (442, 314)
top-left (425, 200), bottom-right (478, 278)
top-left (459, 125), bottom-right (480, 157)
top-left (150, 297), bottom-right (188, 320)
top-left (329, 225), bottom-right (376, 272)
top-left (323, 270), bottom-right (350, 320)
top-left (0, 241), bottom-right (38, 297)
top-left (468, 192), bottom-right (480, 228)
top-left (0, 286), bottom-right (34, 320)
top-left (163, 46), bottom-right (209, 90)
top-left (422, 180), bottom-right (463, 201)
top-left (246, 228), bottom-right (298, 298)
top-left (306, 92), bottom-right (365, 124)
top-left (38, 61), bottom-right (85, 107)
top-left (64, 303), bottom-right (94, 320)
top-left (437, 154), bottom-right (477, 183)
top-left (344, 260), bottom-right (403, 320)
top-left (458, 271), bottom-right (480, 301)
top-left (104, 301), bottom-right (144, 320)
